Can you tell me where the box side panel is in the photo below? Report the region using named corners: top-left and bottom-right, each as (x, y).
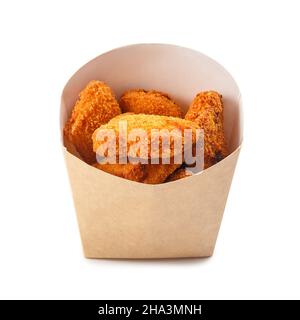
top-left (65, 149), bottom-right (240, 258)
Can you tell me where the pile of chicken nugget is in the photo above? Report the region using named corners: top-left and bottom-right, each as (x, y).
top-left (64, 81), bottom-right (227, 184)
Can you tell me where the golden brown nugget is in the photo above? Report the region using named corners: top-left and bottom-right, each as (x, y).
top-left (185, 91), bottom-right (227, 168)
top-left (92, 113), bottom-right (200, 161)
top-left (93, 162), bottom-right (179, 184)
top-left (165, 167), bottom-right (193, 182)
top-left (93, 163), bottom-right (146, 182)
top-left (120, 89), bottom-right (182, 117)
top-left (64, 80), bottom-right (121, 163)
top-left (142, 163), bottom-right (180, 184)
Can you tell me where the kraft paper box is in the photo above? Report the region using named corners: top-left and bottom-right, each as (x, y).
top-left (60, 44), bottom-right (243, 259)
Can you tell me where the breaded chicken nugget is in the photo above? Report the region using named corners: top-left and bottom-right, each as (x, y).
top-left (185, 91), bottom-right (227, 168)
top-left (64, 80), bottom-right (121, 163)
top-left (142, 163), bottom-right (180, 184)
top-left (93, 162), bottom-right (179, 184)
top-left (165, 167), bottom-right (193, 182)
top-left (93, 163), bottom-right (146, 182)
top-left (120, 89), bottom-right (182, 118)
top-left (92, 113), bottom-right (200, 161)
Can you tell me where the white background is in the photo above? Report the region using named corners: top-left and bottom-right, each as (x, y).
top-left (0, 0), bottom-right (299, 299)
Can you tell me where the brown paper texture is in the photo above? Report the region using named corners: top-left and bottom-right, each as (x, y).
top-left (60, 44), bottom-right (243, 258)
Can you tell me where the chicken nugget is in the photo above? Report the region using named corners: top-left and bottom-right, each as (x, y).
top-left (143, 163), bottom-right (180, 184)
top-left (120, 89), bottom-right (182, 118)
top-left (93, 162), bottom-right (146, 182)
top-left (165, 167), bottom-right (193, 182)
top-left (92, 113), bottom-right (200, 162)
top-left (93, 162), bottom-right (179, 184)
top-left (185, 91), bottom-right (227, 168)
top-left (64, 80), bottom-right (121, 163)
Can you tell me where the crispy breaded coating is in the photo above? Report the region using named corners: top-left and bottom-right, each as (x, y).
top-left (185, 91), bottom-right (227, 168)
top-left (120, 89), bottom-right (182, 118)
top-left (64, 80), bottom-right (121, 163)
top-left (92, 113), bottom-right (200, 161)
top-left (143, 164), bottom-right (180, 184)
top-left (93, 162), bottom-right (179, 184)
top-left (93, 163), bottom-right (146, 182)
top-left (165, 167), bottom-right (193, 182)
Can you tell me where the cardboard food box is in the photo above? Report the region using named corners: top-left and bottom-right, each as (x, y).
top-left (60, 44), bottom-right (243, 259)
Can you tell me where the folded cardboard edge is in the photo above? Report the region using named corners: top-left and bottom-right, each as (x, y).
top-left (63, 144), bottom-right (242, 188)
